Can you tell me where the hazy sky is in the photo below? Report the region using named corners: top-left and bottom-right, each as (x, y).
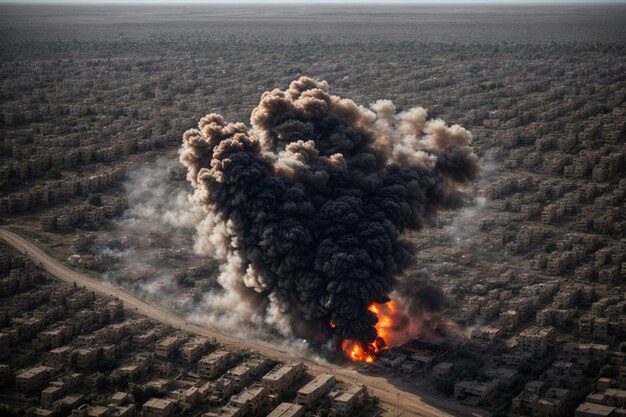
top-left (1, 0), bottom-right (625, 4)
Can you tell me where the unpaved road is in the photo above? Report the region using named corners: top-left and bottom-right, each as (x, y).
top-left (0, 227), bottom-right (485, 417)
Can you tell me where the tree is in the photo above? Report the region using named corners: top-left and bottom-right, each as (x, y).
top-left (0, 405), bottom-right (22, 417)
top-left (600, 365), bottom-right (618, 378)
top-left (108, 371), bottom-right (130, 391)
top-left (52, 402), bottom-right (73, 417)
top-left (95, 358), bottom-right (117, 372)
top-left (130, 383), bottom-right (166, 405)
top-left (91, 371), bottom-right (107, 389)
top-left (176, 272), bottom-right (195, 288)
top-left (177, 403), bottom-right (193, 417)
top-left (129, 383), bottom-right (148, 404)
top-left (46, 166), bottom-right (62, 179)
top-left (87, 193), bottom-right (102, 206)
top-left (84, 393), bottom-right (106, 405)
top-left (544, 242), bottom-right (557, 253)
top-left (232, 349), bottom-right (251, 363)
top-left (144, 385), bottom-right (166, 399)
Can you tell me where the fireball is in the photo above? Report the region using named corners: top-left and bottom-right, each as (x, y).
top-left (339, 300), bottom-right (397, 362)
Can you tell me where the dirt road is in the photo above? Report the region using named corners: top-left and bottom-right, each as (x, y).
top-left (0, 227), bottom-right (485, 417)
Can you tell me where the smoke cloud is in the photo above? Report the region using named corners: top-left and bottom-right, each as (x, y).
top-left (181, 77), bottom-right (480, 348)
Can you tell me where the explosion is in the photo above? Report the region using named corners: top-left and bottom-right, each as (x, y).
top-left (340, 301), bottom-right (397, 363)
top-left (180, 77), bottom-right (479, 358)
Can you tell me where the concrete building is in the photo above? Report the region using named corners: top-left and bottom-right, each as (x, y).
top-left (433, 362), bottom-right (454, 379)
top-left (155, 336), bottom-right (181, 359)
top-left (535, 388), bottom-right (572, 417)
top-left (142, 398), bottom-right (175, 417)
top-left (261, 363), bottom-right (306, 396)
top-left (225, 364), bottom-right (254, 390)
top-left (15, 366), bottom-right (55, 393)
top-left (575, 402), bottom-right (621, 417)
top-left (518, 326), bottom-right (556, 357)
top-left (228, 385), bottom-right (267, 416)
top-left (296, 373), bottom-right (335, 407)
top-left (266, 403), bottom-right (304, 417)
top-left (180, 337), bottom-right (210, 363)
top-left (330, 384), bottom-right (367, 416)
top-left (46, 345), bottom-right (73, 367)
top-left (198, 350), bottom-right (231, 380)
top-left (454, 380), bottom-right (498, 404)
top-left (484, 367), bottom-right (520, 390)
top-left (541, 361), bottom-right (584, 390)
top-left (470, 325), bottom-right (502, 344)
top-left (207, 377), bottom-right (237, 404)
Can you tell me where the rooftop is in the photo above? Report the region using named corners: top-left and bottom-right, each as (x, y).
top-left (575, 402), bottom-right (615, 417)
top-left (263, 364), bottom-right (298, 382)
top-left (298, 374), bottom-right (334, 395)
top-left (143, 398), bottom-right (174, 410)
top-left (201, 350), bottom-right (230, 363)
top-left (231, 386), bottom-right (265, 405)
top-left (17, 366), bottom-right (52, 379)
top-left (266, 403), bottom-right (304, 417)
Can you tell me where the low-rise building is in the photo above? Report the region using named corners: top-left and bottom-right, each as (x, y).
top-left (207, 377), bottom-right (237, 404)
top-left (153, 336), bottom-right (180, 359)
top-left (433, 362), bottom-right (454, 379)
top-left (518, 326), bottom-right (556, 357)
top-left (266, 403), bottom-right (304, 417)
top-left (15, 366), bottom-right (55, 393)
top-left (296, 373), bottom-right (335, 407)
top-left (331, 384), bottom-right (367, 416)
top-left (180, 337), bottom-right (210, 363)
top-left (454, 380), bottom-right (497, 404)
top-left (225, 364), bottom-right (254, 390)
top-left (143, 398), bottom-right (176, 417)
top-left (199, 350), bottom-right (231, 380)
top-left (575, 402), bottom-right (620, 417)
top-left (228, 385), bottom-right (267, 416)
top-left (262, 363), bottom-right (306, 396)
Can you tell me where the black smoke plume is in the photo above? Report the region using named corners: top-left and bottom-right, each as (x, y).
top-left (181, 77), bottom-right (479, 347)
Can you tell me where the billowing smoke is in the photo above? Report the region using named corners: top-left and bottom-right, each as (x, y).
top-left (181, 77), bottom-right (480, 348)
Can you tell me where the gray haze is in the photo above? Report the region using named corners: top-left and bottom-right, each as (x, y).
top-left (1, 0), bottom-right (626, 4)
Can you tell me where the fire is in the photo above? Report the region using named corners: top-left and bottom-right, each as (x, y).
top-left (340, 300), bottom-right (397, 363)
top-left (341, 339), bottom-right (378, 363)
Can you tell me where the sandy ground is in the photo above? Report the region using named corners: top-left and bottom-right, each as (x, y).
top-left (0, 227), bottom-right (487, 417)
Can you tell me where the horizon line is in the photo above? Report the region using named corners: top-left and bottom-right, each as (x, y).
top-left (1, 0), bottom-right (626, 5)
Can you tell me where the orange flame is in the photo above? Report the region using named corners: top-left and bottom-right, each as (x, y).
top-left (341, 300), bottom-right (397, 363)
top-left (329, 321), bottom-right (336, 329)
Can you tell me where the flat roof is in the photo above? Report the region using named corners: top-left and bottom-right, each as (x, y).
top-left (575, 402), bottom-right (615, 416)
top-left (334, 392), bottom-right (355, 403)
top-left (157, 336), bottom-right (180, 345)
top-left (263, 364), bottom-right (298, 381)
top-left (298, 373), bottom-right (334, 395)
top-left (144, 398), bottom-right (174, 409)
top-left (49, 346), bottom-right (72, 353)
top-left (455, 380), bottom-right (496, 391)
top-left (201, 350), bottom-right (230, 362)
top-left (109, 392), bottom-right (128, 400)
top-left (266, 403), bottom-right (304, 417)
top-left (345, 384), bottom-right (366, 395)
top-left (231, 386), bottom-right (266, 405)
top-left (17, 366), bottom-right (52, 379)
top-left (228, 365), bottom-right (251, 376)
top-left (434, 362), bottom-right (454, 369)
